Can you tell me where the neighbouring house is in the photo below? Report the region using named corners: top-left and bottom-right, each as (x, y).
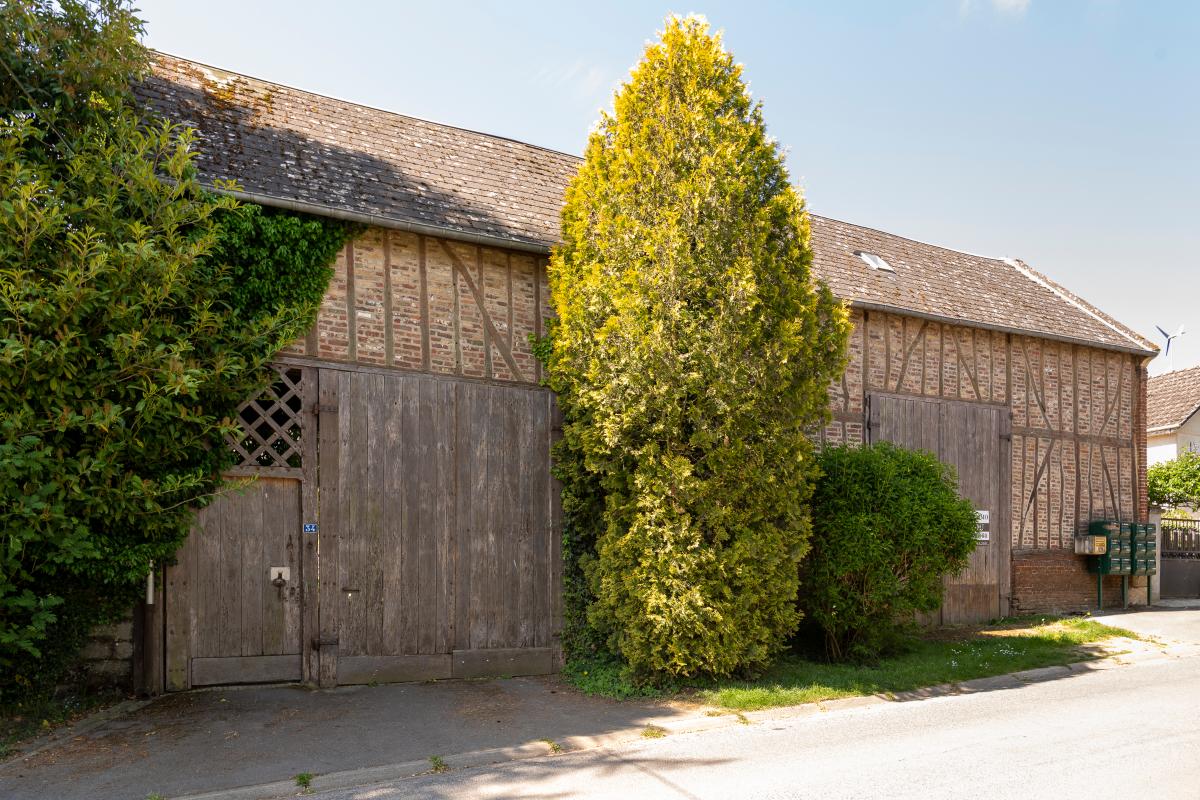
top-left (111, 54), bottom-right (1157, 694)
top-left (1147, 366), bottom-right (1200, 466)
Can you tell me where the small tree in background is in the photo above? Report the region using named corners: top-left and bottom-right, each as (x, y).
top-left (1148, 451), bottom-right (1200, 512)
top-left (546, 16), bottom-right (849, 678)
top-left (800, 443), bottom-right (978, 661)
top-left (0, 0), bottom-right (352, 698)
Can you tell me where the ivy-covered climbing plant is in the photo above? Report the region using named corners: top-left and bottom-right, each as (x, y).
top-left (0, 0), bottom-right (356, 700)
top-left (543, 15), bottom-right (850, 679)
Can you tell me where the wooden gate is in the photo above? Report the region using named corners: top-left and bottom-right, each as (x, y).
top-left (313, 366), bottom-right (559, 686)
top-left (165, 366), bottom-right (313, 689)
top-left (163, 363), bottom-right (561, 690)
top-left (1161, 518), bottom-right (1200, 598)
top-left (869, 394), bottom-right (1012, 623)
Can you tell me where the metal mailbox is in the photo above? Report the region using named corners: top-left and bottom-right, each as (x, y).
top-left (1086, 519), bottom-right (1154, 607)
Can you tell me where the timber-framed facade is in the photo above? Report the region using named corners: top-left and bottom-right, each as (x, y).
top-left (122, 53), bottom-right (1156, 694)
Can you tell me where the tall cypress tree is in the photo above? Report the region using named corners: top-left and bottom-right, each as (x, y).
top-left (547, 15), bottom-right (850, 677)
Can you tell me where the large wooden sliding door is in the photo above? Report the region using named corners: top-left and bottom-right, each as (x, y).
top-left (870, 393), bottom-right (1012, 623)
top-left (314, 367), bottom-right (559, 686)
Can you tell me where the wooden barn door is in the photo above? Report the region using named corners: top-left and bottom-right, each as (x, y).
top-left (870, 394), bottom-right (1011, 623)
top-left (164, 367), bottom-right (313, 690)
top-left (313, 366), bottom-right (558, 687)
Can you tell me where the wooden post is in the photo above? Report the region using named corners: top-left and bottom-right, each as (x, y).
top-left (301, 366), bottom-right (320, 685)
top-left (316, 368), bottom-right (341, 688)
top-left (164, 535), bottom-right (192, 691)
top-left (137, 567), bottom-right (166, 695)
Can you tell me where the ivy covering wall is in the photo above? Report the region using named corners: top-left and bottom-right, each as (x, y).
top-left (0, 0), bottom-right (356, 700)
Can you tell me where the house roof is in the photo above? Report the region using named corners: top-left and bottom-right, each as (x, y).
top-left (1148, 366), bottom-right (1200, 433)
top-left (136, 53), bottom-right (1156, 356)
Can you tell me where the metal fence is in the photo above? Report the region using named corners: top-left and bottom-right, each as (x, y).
top-left (1162, 518), bottom-right (1200, 559)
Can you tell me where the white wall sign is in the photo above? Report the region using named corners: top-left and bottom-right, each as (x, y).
top-left (975, 509), bottom-right (990, 543)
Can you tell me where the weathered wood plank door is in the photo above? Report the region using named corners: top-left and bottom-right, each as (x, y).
top-left (164, 367), bottom-right (313, 690)
top-left (315, 366), bottom-right (559, 686)
top-left (869, 394), bottom-right (1011, 623)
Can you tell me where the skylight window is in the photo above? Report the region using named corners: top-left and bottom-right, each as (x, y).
top-left (856, 251), bottom-right (895, 273)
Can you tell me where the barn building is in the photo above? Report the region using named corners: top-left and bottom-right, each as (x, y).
top-left (127, 55), bottom-right (1157, 693)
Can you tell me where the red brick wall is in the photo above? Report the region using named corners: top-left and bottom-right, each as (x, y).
top-left (285, 227), bottom-right (549, 386)
top-left (1011, 549), bottom-right (1129, 613)
top-left (1135, 362), bottom-right (1149, 521)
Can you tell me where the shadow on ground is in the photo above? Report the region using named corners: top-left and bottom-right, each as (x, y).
top-left (0, 675), bottom-right (696, 800)
top-left (313, 749), bottom-right (734, 800)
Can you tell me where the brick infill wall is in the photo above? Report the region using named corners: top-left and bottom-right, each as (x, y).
top-left (1011, 550), bottom-right (1131, 613)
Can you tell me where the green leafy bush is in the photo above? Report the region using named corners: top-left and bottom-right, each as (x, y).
top-left (545, 16), bottom-right (849, 679)
top-left (800, 443), bottom-right (978, 661)
top-left (0, 0), bottom-right (352, 700)
top-left (1148, 450), bottom-right (1200, 509)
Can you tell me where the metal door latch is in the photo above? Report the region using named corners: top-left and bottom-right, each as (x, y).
top-left (270, 567), bottom-right (290, 599)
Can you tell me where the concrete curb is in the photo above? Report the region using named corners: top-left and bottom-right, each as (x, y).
top-left (167, 637), bottom-right (1199, 800)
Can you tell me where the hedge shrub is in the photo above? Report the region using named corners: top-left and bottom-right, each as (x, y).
top-left (1148, 450), bottom-right (1200, 509)
top-left (0, 0), bottom-right (354, 700)
top-left (800, 443), bottom-right (978, 661)
top-left (545, 16), bottom-right (849, 678)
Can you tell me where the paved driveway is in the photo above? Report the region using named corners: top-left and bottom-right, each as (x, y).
top-left (0, 675), bottom-right (696, 800)
top-left (1095, 600), bottom-right (1200, 644)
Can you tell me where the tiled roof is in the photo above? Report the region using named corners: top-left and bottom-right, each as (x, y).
top-left (137, 54), bottom-right (578, 251)
top-left (808, 218), bottom-right (1156, 353)
top-left (1148, 366), bottom-right (1200, 432)
top-left (137, 53), bottom-right (1156, 355)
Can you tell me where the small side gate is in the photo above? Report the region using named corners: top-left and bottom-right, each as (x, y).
top-left (1161, 519), bottom-right (1200, 598)
top-left (868, 393), bottom-right (1012, 623)
top-left (163, 363), bottom-right (560, 691)
top-left (164, 366), bottom-right (312, 689)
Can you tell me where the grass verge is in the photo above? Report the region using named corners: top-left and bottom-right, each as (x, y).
top-left (566, 617), bottom-right (1138, 712)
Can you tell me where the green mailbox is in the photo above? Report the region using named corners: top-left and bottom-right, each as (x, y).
top-left (1088, 521), bottom-right (1132, 576)
top-left (1131, 524), bottom-right (1157, 607)
top-left (1086, 520), bottom-right (1150, 607)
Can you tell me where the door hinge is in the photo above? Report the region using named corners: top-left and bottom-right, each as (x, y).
top-left (311, 635), bottom-right (339, 649)
top-left (313, 404), bottom-right (339, 415)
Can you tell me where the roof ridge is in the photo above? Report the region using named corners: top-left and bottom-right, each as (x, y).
top-left (1150, 364), bottom-right (1200, 380)
top-left (810, 214), bottom-right (1010, 263)
top-left (1001, 257), bottom-right (1155, 352)
top-left (150, 51), bottom-right (585, 163)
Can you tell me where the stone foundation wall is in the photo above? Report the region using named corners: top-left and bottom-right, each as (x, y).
top-left (78, 618), bottom-right (135, 689)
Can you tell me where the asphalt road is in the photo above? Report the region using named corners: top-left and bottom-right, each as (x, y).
top-left (308, 611), bottom-right (1200, 800)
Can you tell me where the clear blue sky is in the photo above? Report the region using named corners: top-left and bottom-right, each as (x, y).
top-left (137, 1), bottom-right (1199, 374)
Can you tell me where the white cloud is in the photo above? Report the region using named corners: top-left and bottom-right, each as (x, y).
top-left (991, 0), bottom-right (1031, 14)
top-left (532, 59), bottom-right (610, 102)
top-left (958, 0), bottom-right (1032, 16)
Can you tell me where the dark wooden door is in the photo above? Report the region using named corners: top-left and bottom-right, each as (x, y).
top-left (315, 367), bottom-right (559, 687)
top-left (870, 394), bottom-right (1011, 623)
top-left (164, 367), bottom-right (312, 690)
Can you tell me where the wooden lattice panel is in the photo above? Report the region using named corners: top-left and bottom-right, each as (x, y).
top-left (229, 367), bottom-right (304, 474)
